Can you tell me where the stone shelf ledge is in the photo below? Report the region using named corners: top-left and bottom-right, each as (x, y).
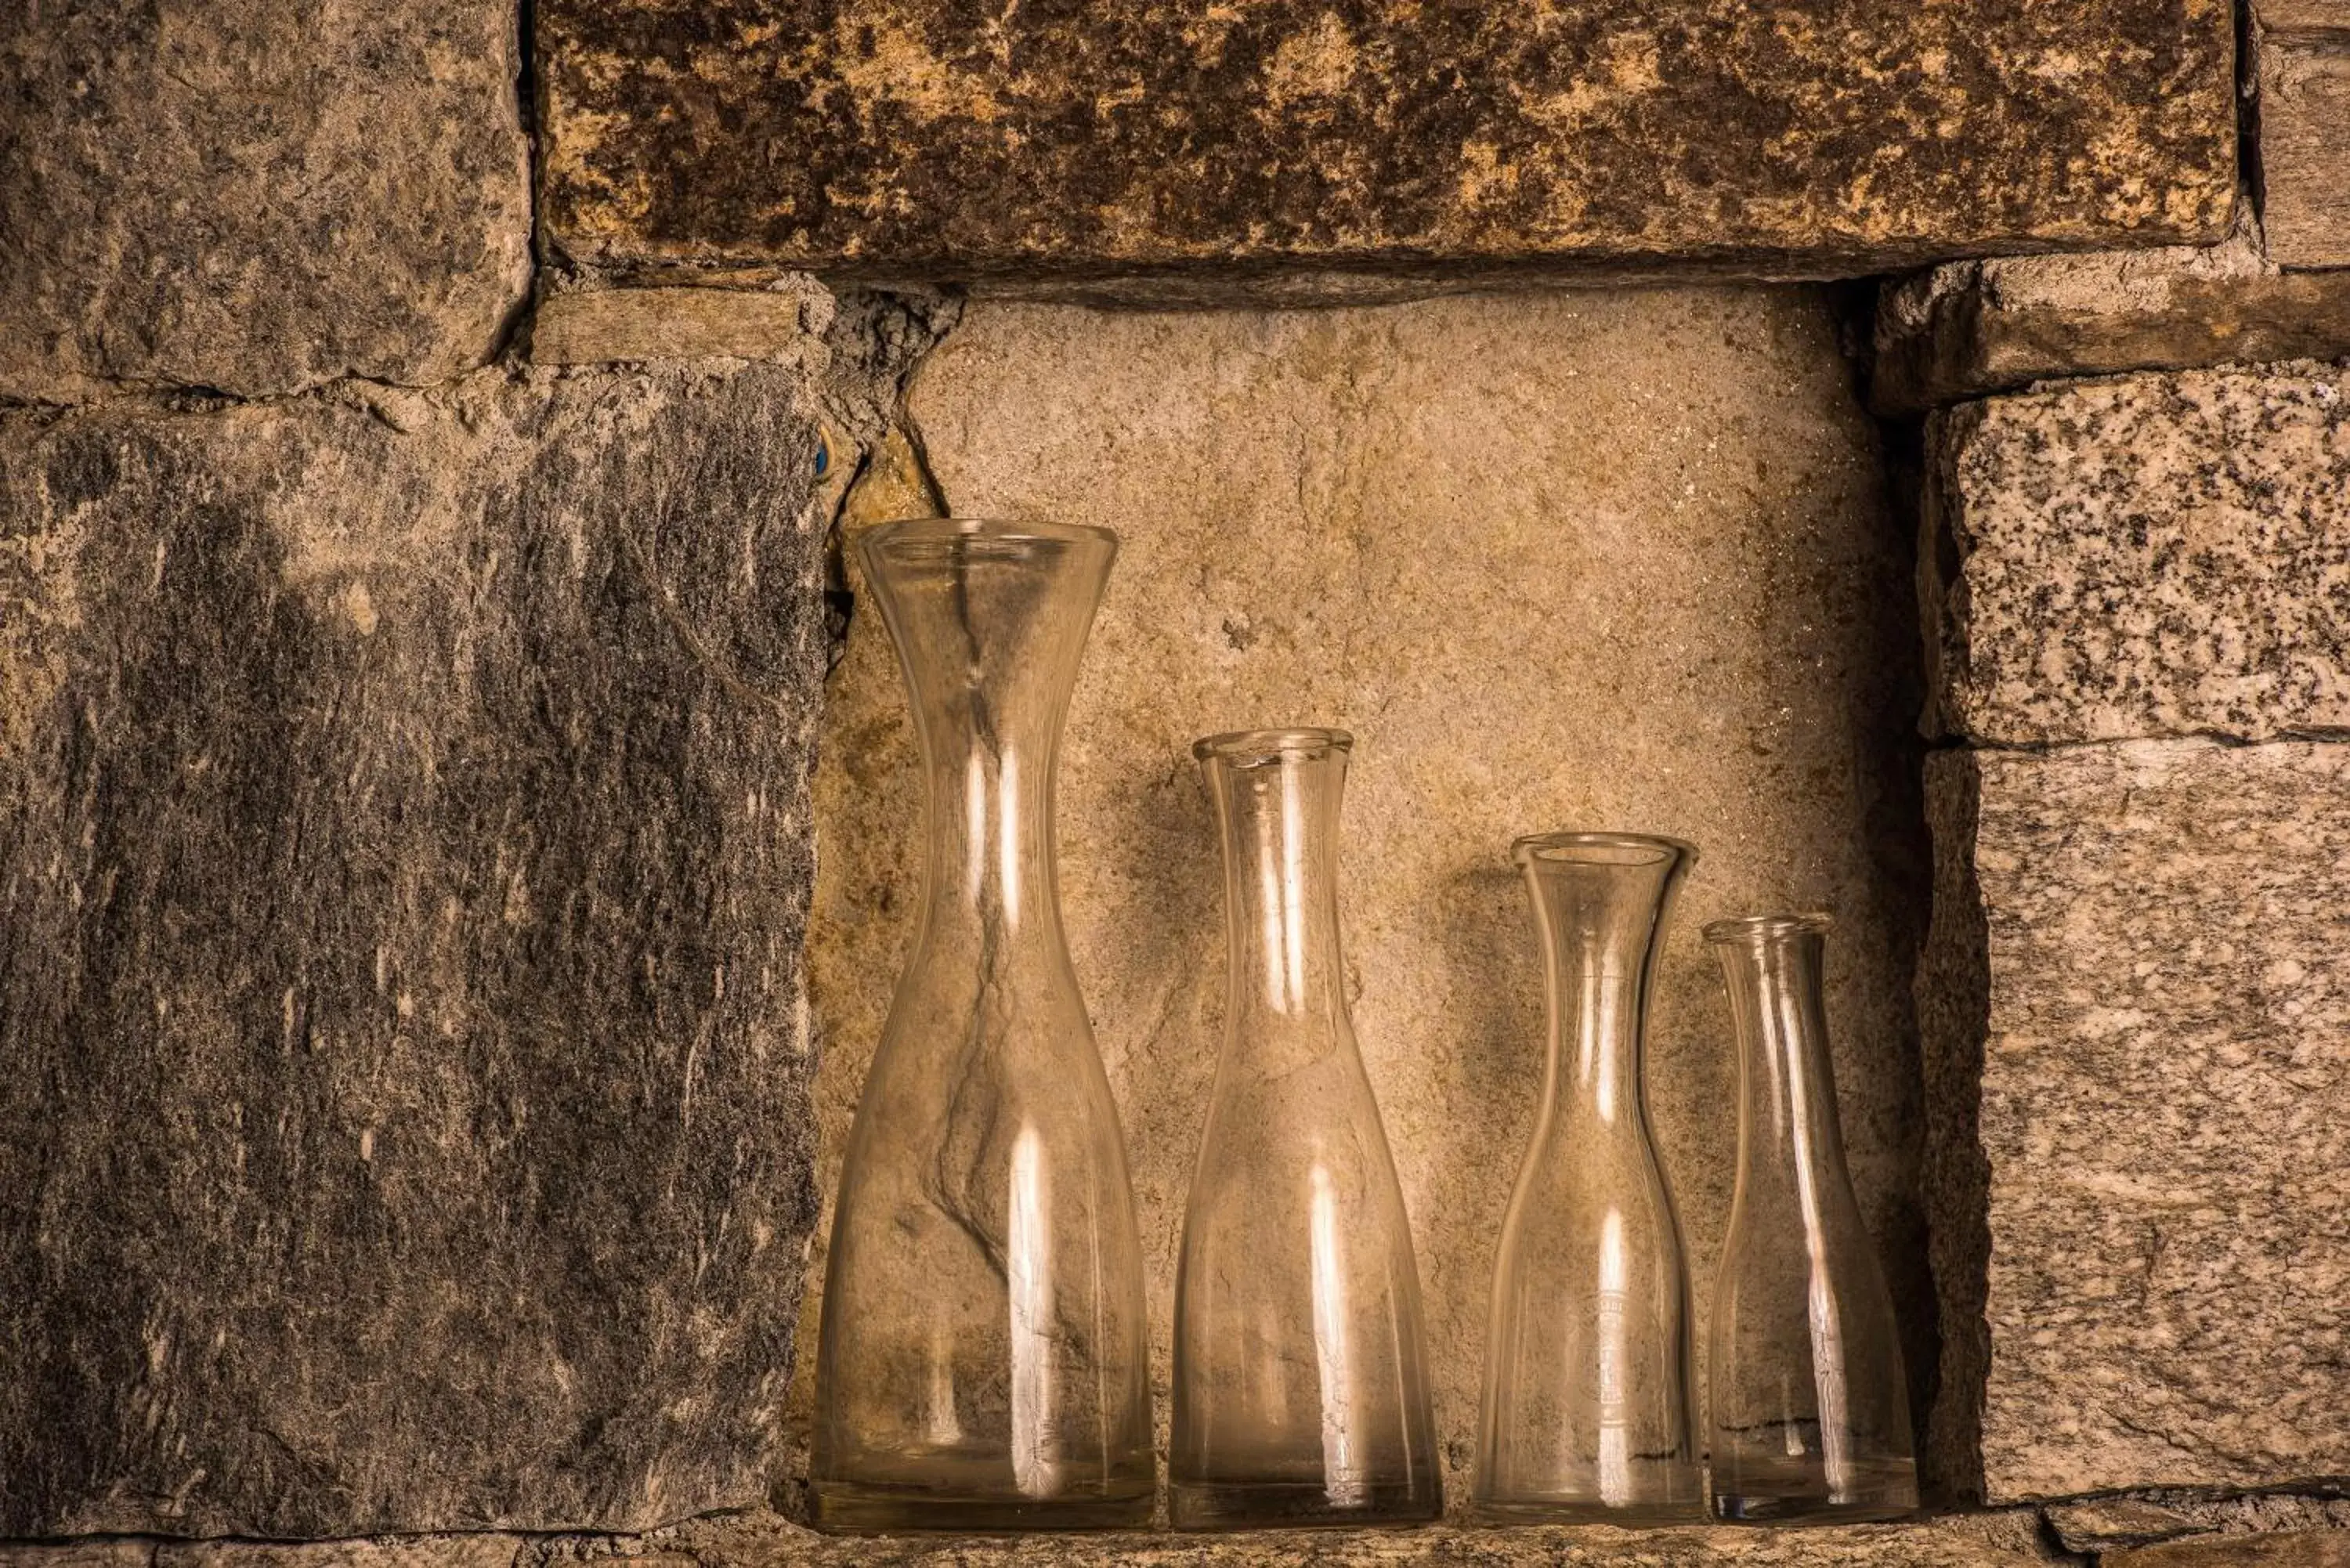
top-left (0, 1512), bottom-right (2070, 1568)
top-left (9, 1511), bottom-right (2349, 1568)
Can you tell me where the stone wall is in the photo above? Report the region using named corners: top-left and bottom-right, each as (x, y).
top-left (5, 0), bottom-right (2350, 1560)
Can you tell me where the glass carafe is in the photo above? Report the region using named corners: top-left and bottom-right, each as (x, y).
top-left (1170, 728), bottom-right (1441, 1530)
top-left (1475, 833), bottom-right (1702, 1523)
top-left (1704, 913), bottom-right (1916, 1525)
top-left (810, 518), bottom-right (1152, 1533)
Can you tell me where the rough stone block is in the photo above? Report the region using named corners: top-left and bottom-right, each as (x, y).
top-left (808, 290), bottom-right (1936, 1506)
top-left (2257, 8), bottom-right (2350, 269)
top-left (0, 341), bottom-right (920, 1534)
top-left (1922, 742), bottom-right (2350, 1501)
top-left (1923, 363), bottom-right (2350, 746)
top-left (0, 0), bottom-right (532, 403)
top-left (2045, 1500), bottom-right (2206, 1555)
top-left (2110, 1534), bottom-right (2350, 1568)
top-left (530, 283), bottom-right (837, 367)
top-left (539, 0), bottom-right (2236, 281)
top-left (1872, 220), bottom-right (2350, 411)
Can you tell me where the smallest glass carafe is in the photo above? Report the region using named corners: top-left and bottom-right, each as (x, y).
top-left (1704, 913), bottom-right (1916, 1525)
top-left (1474, 832), bottom-right (1702, 1523)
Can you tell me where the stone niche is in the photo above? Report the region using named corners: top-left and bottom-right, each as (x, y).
top-left (804, 287), bottom-right (1940, 1506)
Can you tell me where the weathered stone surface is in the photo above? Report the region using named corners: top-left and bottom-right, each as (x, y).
top-left (2255, 5), bottom-right (2350, 269)
top-left (0, 0), bottom-right (532, 404)
top-left (2048, 1498), bottom-right (2350, 1557)
top-left (0, 1547), bottom-right (154, 1568)
top-left (805, 290), bottom-right (1936, 1507)
top-left (0, 313), bottom-right (928, 1534)
top-left (539, 0), bottom-right (2236, 280)
top-left (1922, 362), bottom-right (2350, 746)
top-left (530, 283), bottom-right (835, 367)
top-left (1922, 742), bottom-right (2350, 1502)
top-left (2110, 1533), bottom-right (2350, 1568)
top-left (1872, 219), bottom-right (2350, 411)
top-left (2044, 1500), bottom-right (2206, 1554)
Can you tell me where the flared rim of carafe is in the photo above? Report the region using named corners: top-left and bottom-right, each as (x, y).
top-left (1191, 726), bottom-right (1354, 763)
top-left (862, 515), bottom-right (1121, 552)
top-left (1702, 910), bottom-right (1834, 944)
top-left (1511, 829), bottom-right (1697, 869)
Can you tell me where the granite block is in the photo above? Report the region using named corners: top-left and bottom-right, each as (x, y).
top-left (539, 0), bottom-right (2236, 281)
top-left (1923, 363), bottom-right (2350, 746)
top-left (0, 0), bottom-right (531, 403)
top-left (1922, 742), bottom-right (2350, 1501)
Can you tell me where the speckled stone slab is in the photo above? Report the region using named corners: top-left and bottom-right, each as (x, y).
top-left (1922, 362), bottom-right (2350, 746)
top-left (1871, 223), bottom-right (2350, 411)
top-left (0, 0), bottom-right (530, 403)
top-left (1922, 742), bottom-right (2350, 1501)
top-left (808, 290), bottom-right (1936, 1508)
top-left (0, 342), bottom-right (914, 1534)
top-left (537, 0), bottom-right (2236, 280)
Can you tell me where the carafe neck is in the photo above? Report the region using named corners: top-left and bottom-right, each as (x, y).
top-left (1708, 916), bottom-right (1860, 1208)
top-left (1517, 833), bottom-right (1693, 1133)
top-left (1196, 731), bottom-right (1353, 1048)
top-left (855, 518), bottom-right (1116, 950)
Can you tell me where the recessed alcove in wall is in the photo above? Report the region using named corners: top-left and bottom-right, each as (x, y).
top-left (801, 284), bottom-right (1938, 1512)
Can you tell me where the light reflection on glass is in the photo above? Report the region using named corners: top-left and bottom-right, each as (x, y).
top-left (1595, 1207), bottom-right (1630, 1506)
top-left (1009, 1124), bottom-right (1056, 1497)
top-left (1310, 1162), bottom-right (1365, 1506)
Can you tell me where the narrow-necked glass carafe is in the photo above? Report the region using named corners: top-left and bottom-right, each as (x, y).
top-left (811, 518), bottom-right (1152, 1533)
top-left (1475, 833), bottom-right (1701, 1523)
top-left (1171, 728), bottom-right (1440, 1530)
top-left (1705, 914), bottom-right (1915, 1525)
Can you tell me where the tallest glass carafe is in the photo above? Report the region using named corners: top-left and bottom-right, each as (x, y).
top-left (812, 519), bottom-right (1152, 1534)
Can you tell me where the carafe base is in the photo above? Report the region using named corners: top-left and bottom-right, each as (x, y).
top-left (1472, 1494), bottom-right (1706, 1527)
top-left (1170, 1478), bottom-right (1441, 1531)
top-left (1710, 1456), bottom-right (1918, 1526)
top-left (808, 1478), bottom-right (1154, 1534)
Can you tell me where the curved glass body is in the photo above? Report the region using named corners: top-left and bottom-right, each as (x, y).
top-left (810, 519), bottom-right (1152, 1533)
top-left (1705, 913), bottom-right (1916, 1525)
top-left (1475, 833), bottom-right (1703, 1523)
top-left (1170, 728), bottom-right (1441, 1531)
